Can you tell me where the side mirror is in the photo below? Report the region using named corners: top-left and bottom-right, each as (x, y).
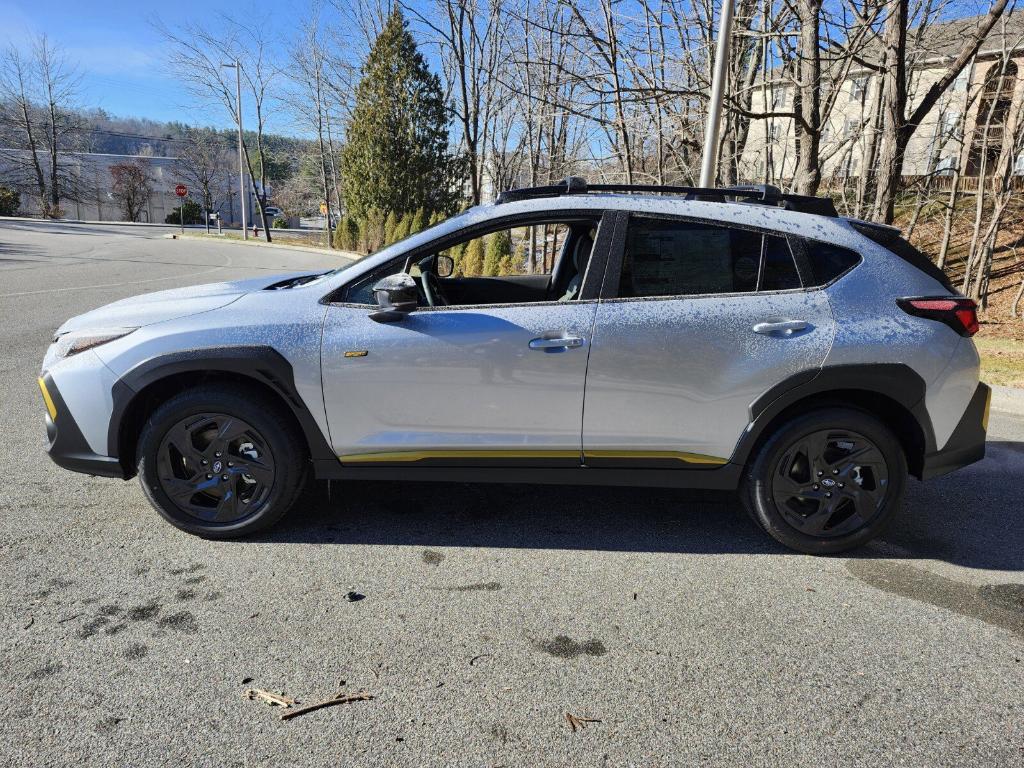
top-left (369, 272), bottom-right (418, 322)
top-left (436, 254), bottom-right (455, 278)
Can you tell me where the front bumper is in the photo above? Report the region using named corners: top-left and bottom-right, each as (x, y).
top-left (921, 382), bottom-right (990, 480)
top-left (39, 374), bottom-right (125, 478)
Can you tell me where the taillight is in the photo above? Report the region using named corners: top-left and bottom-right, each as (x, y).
top-left (897, 297), bottom-right (979, 337)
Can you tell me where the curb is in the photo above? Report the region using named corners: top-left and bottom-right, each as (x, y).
top-left (990, 385), bottom-right (1024, 415)
top-left (169, 233), bottom-right (360, 260)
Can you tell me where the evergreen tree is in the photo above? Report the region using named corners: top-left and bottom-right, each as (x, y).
top-left (484, 230), bottom-right (511, 276)
top-left (393, 212), bottom-right (412, 242)
top-left (462, 238), bottom-right (485, 276)
top-left (410, 207), bottom-right (427, 234)
top-left (383, 210), bottom-right (400, 244)
top-left (363, 208), bottom-right (386, 251)
top-left (344, 216), bottom-right (360, 252)
top-left (340, 9), bottom-right (461, 221)
top-left (498, 254), bottom-right (517, 275)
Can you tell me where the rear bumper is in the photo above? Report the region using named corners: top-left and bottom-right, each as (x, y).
top-left (39, 374), bottom-right (126, 479)
top-left (921, 382), bottom-right (990, 480)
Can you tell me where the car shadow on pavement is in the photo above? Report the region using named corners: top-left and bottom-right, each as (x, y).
top-left (263, 441), bottom-right (1024, 569)
top-left (269, 481), bottom-right (786, 556)
top-left (867, 440), bottom-right (1024, 572)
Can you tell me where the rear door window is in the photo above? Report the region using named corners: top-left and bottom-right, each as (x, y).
top-left (617, 217), bottom-right (799, 297)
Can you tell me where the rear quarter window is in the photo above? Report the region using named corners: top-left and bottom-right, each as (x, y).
top-left (802, 240), bottom-right (861, 286)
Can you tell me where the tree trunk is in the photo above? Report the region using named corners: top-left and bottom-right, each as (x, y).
top-left (792, 0), bottom-right (822, 196)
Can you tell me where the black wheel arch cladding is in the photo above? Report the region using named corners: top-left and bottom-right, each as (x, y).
top-left (109, 346), bottom-right (335, 476)
top-left (735, 363), bottom-right (935, 476)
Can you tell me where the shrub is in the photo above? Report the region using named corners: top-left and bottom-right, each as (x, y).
top-left (362, 208), bottom-right (386, 252)
top-left (272, 216), bottom-right (287, 229)
top-left (392, 212), bottom-right (412, 242)
top-left (462, 237), bottom-right (485, 276)
top-left (410, 207), bottom-right (427, 234)
top-left (498, 254), bottom-right (517, 275)
top-left (484, 229), bottom-right (511, 276)
top-left (165, 199), bottom-right (202, 225)
top-left (0, 185), bottom-right (21, 216)
top-left (345, 216), bottom-right (361, 251)
top-left (383, 210), bottom-right (400, 245)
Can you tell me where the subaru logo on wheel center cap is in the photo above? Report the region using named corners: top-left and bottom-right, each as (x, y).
top-left (821, 478), bottom-right (837, 488)
top-left (212, 460), bottom-right (223, 473)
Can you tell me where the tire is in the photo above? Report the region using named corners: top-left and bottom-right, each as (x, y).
top-left (136, 384), bottom-right (307, 538)
top-left (740, 407), bottom-right (907, 555)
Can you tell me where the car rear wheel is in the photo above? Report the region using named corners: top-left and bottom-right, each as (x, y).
top-left (741, 407), bottom-right (907, 554)
top-left (137, 385), bottom-right (307, 538)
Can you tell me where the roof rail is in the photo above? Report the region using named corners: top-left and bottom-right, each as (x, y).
top-left (495, 177), bottom-right (838, 217)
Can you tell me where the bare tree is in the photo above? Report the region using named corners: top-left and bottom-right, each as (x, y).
top-left (0, 46), bottom-right (47, 213)
top-left (0, 36), bottom-right (82, 217)
top-left (287, 7), bottom-right (339, 243)
top-left (158, 15), bottom-right (281, 241)
top-left (110, 160), bottom-right (152, 222)
top-left (871, 0), bottom-right (1011, 223)
top-left (409, 0), bottom-right (510, 205)
top-left (174, 127), bottom-right (233, 223)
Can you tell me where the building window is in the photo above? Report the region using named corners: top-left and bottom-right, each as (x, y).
top-left (851, 76), bottom-right (869, 100)
top-left (772, 86), bottom-right (787, 108)
top-left (943, 111), bottom-right (962, 139)
top-left (953, 68), bottom-right (971, 93)
top-left (769, 123), bottom-right (781, 140)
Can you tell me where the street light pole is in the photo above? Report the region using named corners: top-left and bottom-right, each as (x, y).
top-left (222, 60), bottom-right (247, 240)
top-left (699, 0), bottom-right (736, 188)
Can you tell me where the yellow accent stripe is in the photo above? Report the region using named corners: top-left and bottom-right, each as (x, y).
top-left (338, 448), bottom-right (728, 465)
top-left (982, 387), bottom-right (992, 432)
top-left (584, 449), bottom-right (729, 465)
top-left (340, 449), bottom-right (580, 463)
top-left (38, 377), bottom-right (57, 420)
top-left (344, 350), bottom-right (368, 358)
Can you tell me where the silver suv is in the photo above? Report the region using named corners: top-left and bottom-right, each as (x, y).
top-left (39, 180), bottom-right (989, 554)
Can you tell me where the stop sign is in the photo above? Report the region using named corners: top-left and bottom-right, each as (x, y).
top-left (174, 184), bottom-right (187, 197)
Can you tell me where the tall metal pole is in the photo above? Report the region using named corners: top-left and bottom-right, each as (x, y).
top-left (223, 61), bottom-right (248, 240)
top-left (235, 60), bottom-right (248, 240)
top-left (699, 0), bottom-right (736, 187)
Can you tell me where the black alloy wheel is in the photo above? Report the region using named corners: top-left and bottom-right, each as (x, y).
top-left (137, 384), bottom-right (307, 538)
top-left (741, 407), bottom-right (907, 554)
top-left (156, 413), bottom-right (275, 524)
top-left (770, 428), bottom-right (889, 538)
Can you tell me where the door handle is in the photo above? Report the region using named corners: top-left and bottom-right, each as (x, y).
top-left (529, 335), bottom-right (585, 351)
top-left (752, 320), bottom-right (809, 336)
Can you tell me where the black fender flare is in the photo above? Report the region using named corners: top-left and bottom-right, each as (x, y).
top-left (108, 346), bottom-right (337, 470)
top-left (730, 363), bottom-right (935, 469)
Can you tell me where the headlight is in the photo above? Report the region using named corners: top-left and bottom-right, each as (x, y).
top-left (51, 328), bottom-right (137, 360)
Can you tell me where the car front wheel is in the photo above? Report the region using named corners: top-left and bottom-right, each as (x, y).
top-left (137, 384), bottom-right (307, 538)
top-left (741, 407), bottom-right (907, 554)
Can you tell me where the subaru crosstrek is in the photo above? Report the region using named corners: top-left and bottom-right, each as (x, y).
top-left (39, 179), bottom-right (989, 554)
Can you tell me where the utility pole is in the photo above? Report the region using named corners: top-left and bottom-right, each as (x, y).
top-left (222, 60), bottom-right (247, 240)
top-left (700, 0), bottom-right (736, 187)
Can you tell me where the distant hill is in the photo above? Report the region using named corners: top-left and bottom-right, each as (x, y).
top-left (1, 104), bottom-right (310, 162)
top-left (75, 109), bottom-right (310, 160)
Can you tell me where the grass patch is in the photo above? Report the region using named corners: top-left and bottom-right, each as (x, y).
top-left (976, 337), bottom-right (1024, 388)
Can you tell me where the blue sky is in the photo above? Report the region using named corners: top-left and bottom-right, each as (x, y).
top-left (1, 0), bottom-right (302, 131)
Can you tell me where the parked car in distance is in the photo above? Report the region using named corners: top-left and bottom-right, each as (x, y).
top-left (38, 178), bottom-right (988, 554)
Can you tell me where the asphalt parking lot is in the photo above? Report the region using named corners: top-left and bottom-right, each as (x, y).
top-left (2, 219), bottom-right (1023, 767)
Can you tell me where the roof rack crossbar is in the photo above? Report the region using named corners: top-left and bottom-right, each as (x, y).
top-left (494, 177), bottom-right (837, 217)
